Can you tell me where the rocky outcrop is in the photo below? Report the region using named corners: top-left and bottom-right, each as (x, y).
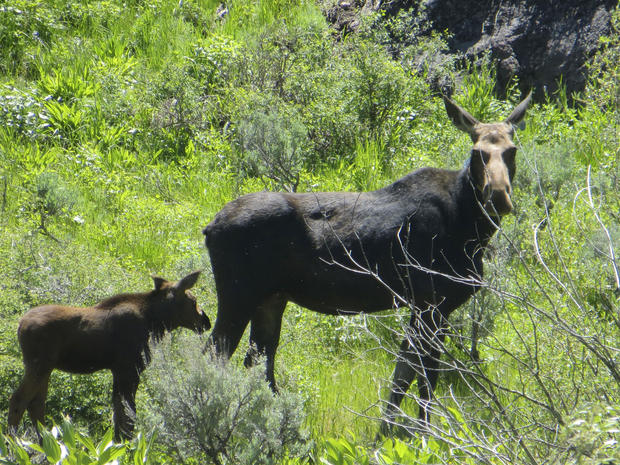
top-left (325, 0), bottom-right (617, 100)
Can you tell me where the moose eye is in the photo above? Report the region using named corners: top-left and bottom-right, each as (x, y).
top-left (471, 149), bottom-right (490, 164)
top-left (503, 147), bottom-right (517, 163)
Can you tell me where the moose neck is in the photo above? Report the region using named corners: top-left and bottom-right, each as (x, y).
top-left (143, 293), bottom-right (175, 342)
top-left (456, 167), bottom-right (502, 250)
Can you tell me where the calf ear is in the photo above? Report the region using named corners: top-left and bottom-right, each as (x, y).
top-left (443, 95), bottom-right (479, 136)
top-left (175, 271), bottom-right (201, 291)
top-left (505, 90), bottom-right (532, 129)
top-left (152, 276), bottom-right (167, 290)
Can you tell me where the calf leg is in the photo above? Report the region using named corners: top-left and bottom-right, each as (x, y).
top-left (112, 370), bottom-right (140, 442)
top-left (8, 366), bottom-right (51, 434)
top-left (243, 295), bottom-right (286, 391)
top-left (383, 306), bottom-right (447, 431)
top-left (26, 373), bottom-right (51, 431)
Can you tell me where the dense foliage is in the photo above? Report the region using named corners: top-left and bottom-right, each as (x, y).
top-left (0, 0), bottom-right (618, 463)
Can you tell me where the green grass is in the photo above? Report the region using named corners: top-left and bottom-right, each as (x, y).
top-left (0, 0), bottom-right (618, 462)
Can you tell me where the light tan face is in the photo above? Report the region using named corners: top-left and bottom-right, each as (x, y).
top-left (443, 91), bottom-right (531, 218)
top-left (469, 122), bottom-right (517, 216)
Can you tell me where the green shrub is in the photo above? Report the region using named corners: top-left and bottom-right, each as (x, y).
top-left (188, 34), bottom-right (242, 94)
top-left (236, 99), bottom-right (309, 192)
top-left (0, 1), bottom-right (58, 76)
top-left (349, 42), bottom-right (410, 141)
top-left (308, 430), bottom-right (497, 465)
top-left (551, 404), bottom-right (620, 465)
top-left (1, 418), bottom-right (156, 465)
top-left (37, 66), bottom-right (98, 104)
top-left (0, 87), bottom-right (48, 140)
top-left (134, 63), bottom-right (209, 161)
top-left (141, 334), bottom-right (310, 465)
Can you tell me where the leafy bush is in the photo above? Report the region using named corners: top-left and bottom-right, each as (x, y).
top-left (552, 404), bottom-right (620, 465)
top-left (1, 418), bottom-right (155, 465)
top-left (236, 99), bottom-right (309, 192)
top-left (188, 34), bottom-right (242, 94)
top-left (311, 430), bottom-right (496, 465)
top-left (0, 87), bottom-right (48, 140)
top-left (0, 1), bottom-right (58, 76)
top-left (141, 334), bottom-right (310, 465)
top-left (571, 9), bottom-right (619, 172)
top-left (348, 42), bottom-right (409, 140)
top-left (367, 4), bottom-right (459, 93)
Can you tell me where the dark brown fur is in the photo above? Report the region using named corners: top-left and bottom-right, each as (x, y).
top-left (203, 93), bottom-right (531, 429)
top-left (8, 271), bottom-right (211, 440)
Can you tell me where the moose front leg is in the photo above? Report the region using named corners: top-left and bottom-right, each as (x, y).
top-left (111, 369), bottom-right (140, 441)
top-left (383, 306), bottom-right (447, 433)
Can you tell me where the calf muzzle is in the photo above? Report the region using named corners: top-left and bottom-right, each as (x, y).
top-left (197, 311), bottom-right (212, 333)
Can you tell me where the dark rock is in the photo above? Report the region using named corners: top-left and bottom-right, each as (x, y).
top-left (324, 0), bottom-right (617, 100)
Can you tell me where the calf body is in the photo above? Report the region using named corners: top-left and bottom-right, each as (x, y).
top-left (204, 93), bottom-right (531, 429)
top-left (8, 272), bottom-right (210, 440)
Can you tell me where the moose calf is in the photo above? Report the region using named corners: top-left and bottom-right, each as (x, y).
top-left (8, 271), bottom-right (211, 440)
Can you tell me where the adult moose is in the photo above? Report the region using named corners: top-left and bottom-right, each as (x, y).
top-left (203, 93), bottom-right (531, 429)
top-left (8, 271), bottom-right (211, 441)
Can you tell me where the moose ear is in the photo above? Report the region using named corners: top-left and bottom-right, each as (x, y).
top-left (505, 90), bottom-right (532, 130)
top-left (152, 276), bottom-right (167, 291)
top-left (443, 95), bottom-right (480, 136)
top-left (175, 271), bottom-right (201, 291)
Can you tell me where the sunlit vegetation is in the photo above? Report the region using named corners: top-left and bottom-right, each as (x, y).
top-left (0, 1), bottom-right (618, 463)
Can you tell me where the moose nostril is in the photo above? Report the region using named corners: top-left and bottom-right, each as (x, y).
top-left (493, 190), bottom-right (512, 214)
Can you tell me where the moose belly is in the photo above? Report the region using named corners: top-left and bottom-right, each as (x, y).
top-left (56, 348), bottom-right (111, 374)
top-left (284, 250), bottom-right (477, 315)
top-left (286, 267), bottom-right (403, 315)
top-left (54, 333), bottom-right (115, 373)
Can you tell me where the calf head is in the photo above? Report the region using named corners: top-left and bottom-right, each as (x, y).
top-left (152, 271), bottom-right (211, 333)
top-left (444, 92), bottom-right (532, 217)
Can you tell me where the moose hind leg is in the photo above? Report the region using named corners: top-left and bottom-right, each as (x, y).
top-left (26, 371), bottom-right (51, 431)
top-left (8, 379), bottom-right (34, 433)
top-left (244, 295), bottom-right (286, 392)
top-left (8, 367), bottom-right (51, 433)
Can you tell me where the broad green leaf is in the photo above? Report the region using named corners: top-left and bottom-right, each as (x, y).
top-left (132, 433), bottom-right (152, 465)
top-left (61, 417), bottom-right (77, 450)
top-left (40, 428), bottom-right (62, 464)
top-left (96, 429), bottom-right (114, 455)
top-left (96, 443), bottom-right (126, 465)
top-left (3, 436), bottom-right (33, 465)
top-left (76, 431), bottom-right (97, 455)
